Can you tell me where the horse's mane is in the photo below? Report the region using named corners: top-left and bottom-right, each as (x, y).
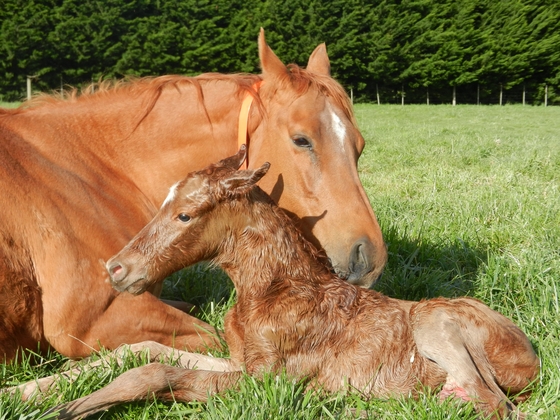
top-left (5, 74), bottom-right (262, 115)
top-left (285, 64), bottom-right (358, 126)
top-left (3, 66), bottom-right (356, 126)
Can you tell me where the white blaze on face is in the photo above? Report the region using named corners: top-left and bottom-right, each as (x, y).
top-left (162, 181), bottom-right (180, 208)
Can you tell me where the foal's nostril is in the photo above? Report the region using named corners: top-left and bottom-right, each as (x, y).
top-left (108, 262), bottom-right (127, 283)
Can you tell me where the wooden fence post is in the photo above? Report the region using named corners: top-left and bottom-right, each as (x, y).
top-left (26, 76), bottom-right (33, 100)
top-left (477, 83), bottom-right (480, 105)
top-left (500, 84), bottom-right (503, 106)
top-left (544, 84), bottom-right (548, 107)
top-left (452, 85), bottom-right (456, 106)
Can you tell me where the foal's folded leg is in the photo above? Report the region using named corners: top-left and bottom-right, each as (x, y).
top-left (52, 364), bottom-right (243, 420)
top-left (7, 340), bottom-right (233, 401)
top-left (412, 306), bottom-right (518, 419)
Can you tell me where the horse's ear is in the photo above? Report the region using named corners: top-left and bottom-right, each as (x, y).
top-left (307, 43), bottom-right (331, 76)
top-left (258, 28), bottom-right (289, 81)
top-left (219, 162), bottom-right (270, 198)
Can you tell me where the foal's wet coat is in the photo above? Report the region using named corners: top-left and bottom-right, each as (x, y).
top-left (45, 148), bottom-right (539, 419)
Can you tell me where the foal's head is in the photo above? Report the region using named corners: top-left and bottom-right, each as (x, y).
top-left (106, 146), bottom-right (269, 294)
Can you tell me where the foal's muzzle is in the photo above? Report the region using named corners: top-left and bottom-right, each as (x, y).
top-left (106, 259), bottom-right (149, 294)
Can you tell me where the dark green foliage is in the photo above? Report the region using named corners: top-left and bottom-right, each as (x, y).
top-left (0, 0), bottom-right (558, 103)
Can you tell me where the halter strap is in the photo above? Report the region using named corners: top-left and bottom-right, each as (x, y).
top-left (237, 81), bottom-right (263, 170)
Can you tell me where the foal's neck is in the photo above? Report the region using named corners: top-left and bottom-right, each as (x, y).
top-left (215, 189), bottom-right (331, 296)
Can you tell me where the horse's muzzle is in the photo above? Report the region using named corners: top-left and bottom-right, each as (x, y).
top-left (342, 238), bottom-right (385, 288)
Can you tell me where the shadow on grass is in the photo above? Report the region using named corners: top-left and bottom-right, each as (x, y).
top-left (162, 263), bottom-right (234, 310)
top-left (375, 225), bottom-right (487, 301)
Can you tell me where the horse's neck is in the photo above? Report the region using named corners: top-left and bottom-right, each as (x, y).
top-left (22, 80), bottom-right (243, 209)
top-left (217, 192), bottom-right (331, 297)
top-left (115, 82), bottom-right (243, 206)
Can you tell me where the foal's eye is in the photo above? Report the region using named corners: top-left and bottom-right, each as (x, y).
top-left (177, 213), bottom-right (191, 223)
top-left (292, 136), bottom-right (312, 149)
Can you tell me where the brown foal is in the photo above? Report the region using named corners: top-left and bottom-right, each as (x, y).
top-left (45, 147), bottom-right (538, 419)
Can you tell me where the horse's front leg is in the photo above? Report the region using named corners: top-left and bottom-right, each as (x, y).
top-left (7, 341), bottom-right (235, 401)
top-left (149, 282), bottom-right (199, 316)
top-left (43, 291), bottom-right (222, 360)
top-left (52, 364), bottom-right (244, 420)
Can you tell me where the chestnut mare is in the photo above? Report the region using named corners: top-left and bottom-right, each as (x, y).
top-left (42, 148), bottom-right (537, 419)
top-left (0, 29), bottom-right (386, 362)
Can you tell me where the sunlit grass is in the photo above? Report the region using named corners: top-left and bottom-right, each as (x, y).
top-left (0, 101), bottom-right (20, 108)
top-left (1, 104), bottom-right (559, 419)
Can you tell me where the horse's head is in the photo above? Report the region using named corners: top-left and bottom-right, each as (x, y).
top-left (106, 146), bottom-right (269, 294)
top-left (249, 30), bottom-right (387, 287)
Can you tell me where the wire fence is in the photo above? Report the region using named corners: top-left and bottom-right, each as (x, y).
top-left (355, 83), bottom-right (556, 106)
top-left (20, 76), bottom-right (559, 106)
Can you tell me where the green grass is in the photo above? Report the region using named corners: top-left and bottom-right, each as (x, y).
top-left (1, 104), bottom-right (559, 419)
top-left (0, 101), bottom-right (21, 108)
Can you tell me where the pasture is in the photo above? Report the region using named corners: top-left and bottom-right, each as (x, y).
top-left (1, 104), bottom-right (559, 419)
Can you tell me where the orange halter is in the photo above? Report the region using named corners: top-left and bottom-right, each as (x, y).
top-left (237, 81), bottom-right (263, 170)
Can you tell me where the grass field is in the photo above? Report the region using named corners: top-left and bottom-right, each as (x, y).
top-left (1, 104), bottom-right (559, 419)
top-left (0, 101), bottom-right (21, 108)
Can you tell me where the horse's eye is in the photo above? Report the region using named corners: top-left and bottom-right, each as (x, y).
top-left (177, 213), bottom-right (191, 223)
top-left (292, 136), bottom-right (312, 149)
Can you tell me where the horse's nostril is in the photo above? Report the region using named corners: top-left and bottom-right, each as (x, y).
top-left (352, 243), bottom-right (366, 272)
top-left (347, 239), bottom-right (374, 283)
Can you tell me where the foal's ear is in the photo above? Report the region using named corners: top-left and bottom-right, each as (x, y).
top-left (219, 162), bottom-right (271, 198)
top-left (258, 28), bottom-right (289, 81)
top-left (215, 145), bottom-right (247, 170)
top-left (307, 43), bottom-right (331, 76)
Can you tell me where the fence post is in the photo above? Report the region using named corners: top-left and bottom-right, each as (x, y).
top-left (26, 76), bottom-right (33, 100)
top-left (522, 83), bottom-right (525, 105)
top-left (426, 87), bottom-right (429, 105)
top-left (544, 84), bottom-right (548, 107)
top-left (401, 83), bottom-right (404, 106)
top-left (376, 84), bottom-right (380, 105)
top-left (499, 84), bottom-right (503, 106)
top-left (477, 83), bottom-right (480, 105)
top-left (452, 85), bottom-right (456, 106)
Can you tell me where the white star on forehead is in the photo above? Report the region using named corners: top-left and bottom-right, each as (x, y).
top-left (162, 182), bottom-right (180, 208)
top-left (327, 102), bottom-right (346, 152)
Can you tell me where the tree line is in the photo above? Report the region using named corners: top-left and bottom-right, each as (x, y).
top-left (1, 0), bottom-right (559, 104)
